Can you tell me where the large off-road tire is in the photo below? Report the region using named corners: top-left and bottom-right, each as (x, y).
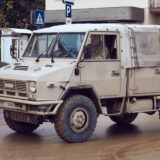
top-left (109, 113), bottom-right (138, 125)
top-left (4, 111), bottom-right (39, 133)
top-left (54, 95), bottom-right (97, 143)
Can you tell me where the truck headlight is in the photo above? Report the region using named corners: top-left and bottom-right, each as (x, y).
top-left (29, 81), bottom-right (36, 93)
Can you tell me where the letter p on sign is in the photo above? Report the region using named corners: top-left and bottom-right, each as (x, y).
top-left (66, 4), bottom-right (71, 18)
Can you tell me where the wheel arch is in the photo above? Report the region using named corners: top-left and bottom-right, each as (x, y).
top-left (60, 86), bottom-right (103, 114)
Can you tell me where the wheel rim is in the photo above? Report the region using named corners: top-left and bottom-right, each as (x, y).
top-left (70, 107), bottom-right (89, 133)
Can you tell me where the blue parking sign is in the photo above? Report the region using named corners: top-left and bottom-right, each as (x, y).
top-left (35, 10), bottom-right (45, 27)
top-left (62, 0), bottom-right (74, 24)
top-left (66, 4), bottom-right (72, 18)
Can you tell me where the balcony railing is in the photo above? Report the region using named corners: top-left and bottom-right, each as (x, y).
top-left (151, 0), bottom-right (160, 7)
top-left (150, 0), bottom-right (160, 12)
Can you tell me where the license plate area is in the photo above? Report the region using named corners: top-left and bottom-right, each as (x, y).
top-left (4, 102), bottom-right (15, 108)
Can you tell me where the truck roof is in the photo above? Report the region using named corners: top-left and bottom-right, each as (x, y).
top-left (33, 23), bottom-right (160, 69)
top-left (1, 28), bottom-right (32, 35)
top-left (33, 23), bottom-right (160, 34)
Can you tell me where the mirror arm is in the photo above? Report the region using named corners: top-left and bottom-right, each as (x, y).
top-left (74, 46), bottom-right (88, 76)
top-left (10, 46), bottom-right (18, 62)
top-left (75, 58), bottom-right (85, 76)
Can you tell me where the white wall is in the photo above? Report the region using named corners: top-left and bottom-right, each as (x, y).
top-left (1, 37), bottom-right (13, 63)
top-left (45, 0), bottom-right (159, 25)
top-left (46, 0), bottom-right (149, 10)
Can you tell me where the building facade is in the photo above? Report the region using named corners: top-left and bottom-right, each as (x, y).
top-left (45, 0), bottom-right (160, 25)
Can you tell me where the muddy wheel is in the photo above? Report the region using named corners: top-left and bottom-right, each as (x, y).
top-left (4, 111), bottom-right (39, 133)
top-left (54, 95), bottom-right (97, 143)
top-left (109, 113), bottom-right (138, 125)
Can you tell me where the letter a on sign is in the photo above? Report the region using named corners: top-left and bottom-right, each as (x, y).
top-left (36, 13), bottom-right (43, 24)
top-left (34, 10), bottom-right (45, 27)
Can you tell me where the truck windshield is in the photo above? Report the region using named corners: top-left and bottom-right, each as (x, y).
top-left (23, 34), bottom-right (57, 58)
top-left (23, 33), bottom-right (85, 59)
top-left (52, 33), bottom-right (85, 59)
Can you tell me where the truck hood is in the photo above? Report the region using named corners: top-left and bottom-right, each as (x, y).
top-left (0, 60), bottom-right (76, 82)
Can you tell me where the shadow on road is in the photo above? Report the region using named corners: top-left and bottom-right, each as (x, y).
top-left (2, 123), bottom-right (141, 145)
top-left (106, 124), bottom-right (141, 137)
top-left (2, 132), bottom-right (43, 144)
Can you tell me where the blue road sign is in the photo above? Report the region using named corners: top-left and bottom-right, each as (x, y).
top-left (62, 0), bottom-right (74, 5)
top-left (62, 0), bottom-right (74, 24)
top-left (35, 10), bottom-right (45, 27)
top-left (66, 4), bottom-right (72, 18)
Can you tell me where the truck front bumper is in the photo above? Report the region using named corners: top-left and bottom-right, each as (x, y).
top-left (0, 97), bottom-right (63, 115)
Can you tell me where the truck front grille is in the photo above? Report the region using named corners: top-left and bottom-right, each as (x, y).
top-left (0, 79), bottom-right (27, 98)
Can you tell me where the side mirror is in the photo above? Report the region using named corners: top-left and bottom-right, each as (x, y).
top-left (74, 46), bottom-right (90, 76)
top-left (74, 68), bottom-right (80, 75)
top-left (10, 45), bottom-right (18, 62)
top-left (10, 46), bottom-right (15, 57)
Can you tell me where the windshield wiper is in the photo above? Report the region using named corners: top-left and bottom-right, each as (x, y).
top-left (50, 34), bottom-right (59, 63)
top-left (35, 44), bottom-right (52, 62)
top-left (35, 45), bottom-right (51, 62)
top-left (35, 53), bottom-right (44, 62)
top-left (35, 37), bottom-right (57, 63)
top-left (51, 54), bottom-right (54, 63)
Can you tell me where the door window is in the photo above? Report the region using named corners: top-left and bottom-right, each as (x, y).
top-left (84, 33), bottom-right (118, 60)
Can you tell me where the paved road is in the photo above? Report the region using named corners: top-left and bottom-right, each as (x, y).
top-left (1, 113), bottom-right (160, 160)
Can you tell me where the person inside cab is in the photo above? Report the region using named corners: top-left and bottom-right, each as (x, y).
top-left (85, 35), bottom-right (109, 60)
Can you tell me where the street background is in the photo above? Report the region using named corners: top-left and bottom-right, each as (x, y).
top-left (1, 112), bottom-right (160, 160)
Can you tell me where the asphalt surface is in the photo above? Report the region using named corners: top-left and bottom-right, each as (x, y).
top-left (1, 112), bottom-right (160, 160)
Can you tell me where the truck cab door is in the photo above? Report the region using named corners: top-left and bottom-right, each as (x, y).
top-left (80, 32), bottom-right (121, 97)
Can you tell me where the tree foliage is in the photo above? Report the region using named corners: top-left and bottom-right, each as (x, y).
top-left (0, 0), bottom-right (45, 29)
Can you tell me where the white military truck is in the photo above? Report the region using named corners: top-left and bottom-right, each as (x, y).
top-left (0, 24), bottom-right (160, 143)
